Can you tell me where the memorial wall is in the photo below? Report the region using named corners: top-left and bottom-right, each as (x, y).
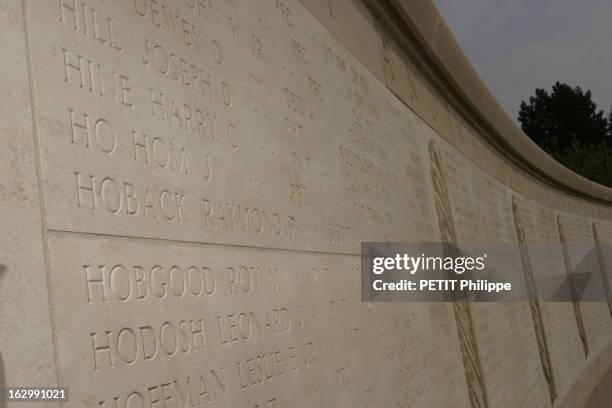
top-left (1, 0), bottom-right (612, 407)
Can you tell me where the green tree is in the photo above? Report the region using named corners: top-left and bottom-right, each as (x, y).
top-left (518, 82), bottom-right (612, 186)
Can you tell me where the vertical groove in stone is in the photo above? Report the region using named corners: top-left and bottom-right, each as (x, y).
top-left (557, 216), bottom-right (589, 357)
top-left (20, 0), bottom-right (64, 390)
top-left (512, 198), bottom-right (557, 403)
top-left (428, 139), bottom-right (488, 408)
top-left (592, 223), bottom-right (612, 319)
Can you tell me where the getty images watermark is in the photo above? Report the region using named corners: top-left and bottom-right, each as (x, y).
top-left (361, 242), bottom-right (612, 302)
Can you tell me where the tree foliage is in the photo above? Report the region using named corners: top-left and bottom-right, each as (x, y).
top-left (518, 82), bottom-right (612, 186)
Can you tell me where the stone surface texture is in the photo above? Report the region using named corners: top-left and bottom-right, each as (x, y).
top-left (1, 0), bottom-right (612, 407)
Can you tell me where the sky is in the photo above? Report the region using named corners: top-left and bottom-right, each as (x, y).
top-left (434, 0), bottom-right (612, 122)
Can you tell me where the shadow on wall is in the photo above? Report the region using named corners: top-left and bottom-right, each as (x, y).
top-left (584, 366), bottom-right (612, 407)
top-left (0, 263), bottom-right (6, 408)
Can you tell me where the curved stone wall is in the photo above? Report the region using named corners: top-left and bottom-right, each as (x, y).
top-left (0, 0), bottom-right (611, 407)
top-left (299, 1), bottom-right (612, 406)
